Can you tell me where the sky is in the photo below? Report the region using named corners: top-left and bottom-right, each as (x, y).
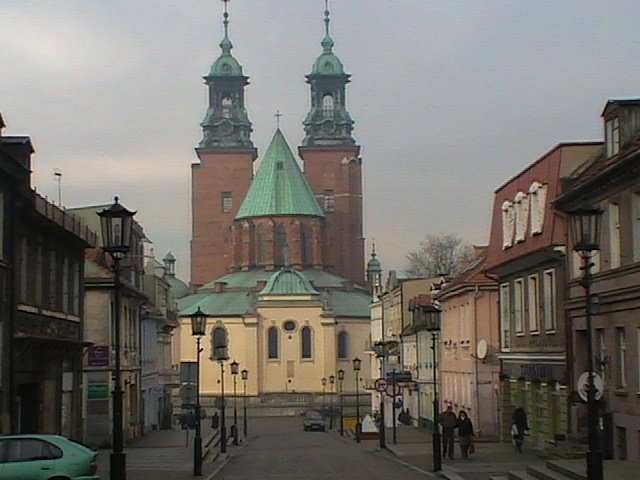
top-left (2, 1), bottom-right (640, 282)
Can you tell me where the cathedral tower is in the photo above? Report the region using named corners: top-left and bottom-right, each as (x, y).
top-left (191, 1), bottom-right (257, 287)
top-left (298, 3), bottom-right (364, 283)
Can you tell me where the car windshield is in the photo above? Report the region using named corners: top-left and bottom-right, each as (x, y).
top-left (305, 411), bottom-right (322, 420)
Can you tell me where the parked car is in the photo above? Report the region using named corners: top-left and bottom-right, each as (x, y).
top-left (303, 410), bottom-right (325, 431)
top-left (0, 434), bottom-right (99, 480)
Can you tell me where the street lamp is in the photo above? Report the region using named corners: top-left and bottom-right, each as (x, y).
top-left (213, 345), bottom-right (229, 454)
top-left (98, 196), bottom-right (135, 480)
top-left (241, 369), bottom-right (248, 437)
top-left (373, 341), bottom-right (387, 449)
top-left (329, 375), bottom-right (335, 429)
top-left (189, 307), bottom-right (206, 476)
top-left (353, 357), bottom-right (362, 443)
top-left (321, 377), bottom-right (327, 418)
top-left (569, 204), bottom-right (604, 480)
top-left (338, 369), bottom-right (345, 436)
top-left (416, 302), bottom-right (442, 472)
top-left (231, 360), bottom-right (239, 445)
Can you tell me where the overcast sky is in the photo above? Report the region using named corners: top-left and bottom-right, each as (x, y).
top-left (2, 1), bottom-right (639, 281)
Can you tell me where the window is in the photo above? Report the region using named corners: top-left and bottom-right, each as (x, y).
top-left (617, 327), bottom-right (626, 389)
top-left (514, 192), bottom-right (530, 243)
top-left (514, 278), bottom-right (524, 334)
top-left (212, 327), bottom-right (227, 350)
top-left (321, 94), bottom-right (334, 117)
top-left (4, 439), bottom-right (62, 462)
top-left (268, 327), bottom-right (278, 359)
top-left (608, 202), bottom-right (621, 269)
top-left (616, 426), bottom-right (627, 460)
top-left (300, 226), bottom-right (309, 265)
top-left (528, 274), bottom-right (539, 332)
top-left (301, 326), bottom-right (312, 359)
top-left (221, 192), bottom-right (232, 213)
top-left (256, 224), bottom-right (268, 265)
top-left (323, 190), bottom-right (335, 213)
top-left (275, 223), bottom-right (287, 266)
top-left (528, 182), bottom-right (547, 235)
top-left (633, 193), bottom-right (640, 262)
top-left (221, 95), bottom-right (233, 119)
top-left (283, 320), bottom-right (296, 332)
top-left (500, 283), bottom-right (511, 350)
top-left (337, 331), bottom-right (348, 359)
top-left (502, 201), bottom-right (515, 249)
top-left (542, 269), bottom-right (556, 331)
top-left (606, 117), bottom-right (620, 157)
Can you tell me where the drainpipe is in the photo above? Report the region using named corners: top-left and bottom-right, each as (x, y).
top-left (473, 285), bottom-right (481, 436)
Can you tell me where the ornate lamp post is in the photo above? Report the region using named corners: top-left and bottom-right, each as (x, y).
top-left (416, 302), bottom-right (442, 472)
top-left (353, 357), bottom-right (362, 443)
top-left (98, 197), bottom-right (135, 480)
top-left (241, 369), bottom-right (248, 437)
top-left (338, 369), bottom-right (345, 436)
top-left (569, 204), bottom-right (604, 480)
top-left (189, 307), bottom-right (206, 476)
top-left (213, 345), bottom-right (229, 454)
top-left (373, 341), bottom-right (387, 449)
top-left (321, 377), bottom-right (327, 417)
top-left (231, 360), bottom-right (239, 445)
top-left (329, 375), bottom-right (335, 429)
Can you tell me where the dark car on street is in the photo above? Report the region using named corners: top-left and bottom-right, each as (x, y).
top-left (303, 410), bottom-right (325, 431)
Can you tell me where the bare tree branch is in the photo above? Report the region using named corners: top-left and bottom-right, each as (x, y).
top-left (405, 234), bottom-right (474, 278)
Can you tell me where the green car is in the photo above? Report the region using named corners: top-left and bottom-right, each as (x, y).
top-left (0, 434), bottom-right (99, 480)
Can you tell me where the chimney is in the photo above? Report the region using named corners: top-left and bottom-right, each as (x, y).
top-left (214, 281), bottom-right (227, 293)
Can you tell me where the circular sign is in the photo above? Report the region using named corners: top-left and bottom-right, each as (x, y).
top-left (386, 382), bottom-right (401, 398)
top-left (374, 378), bottom-right (388, 393)
top-left (577, 371), bottom-right (604, 402)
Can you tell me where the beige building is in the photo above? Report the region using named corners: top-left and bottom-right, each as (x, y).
top-left (435, 251), bottom-right (500, 437)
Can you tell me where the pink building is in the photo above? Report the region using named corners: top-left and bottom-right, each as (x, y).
top-left (436, 251), bottom-right (500, 437)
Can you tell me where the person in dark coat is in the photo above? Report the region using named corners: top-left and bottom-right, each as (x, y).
top-left (439, 405), bottom-right (458, 460)
top-left (457, 411), bottom-right (474, 458)
top-left (512, 407), bottom-right (529, 452)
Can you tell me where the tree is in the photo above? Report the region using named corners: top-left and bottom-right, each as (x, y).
top-left (405, 234), bottom-right (475, 278)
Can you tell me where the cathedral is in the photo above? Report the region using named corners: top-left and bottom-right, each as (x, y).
top-left (178, 2), bottom-right (372, 406)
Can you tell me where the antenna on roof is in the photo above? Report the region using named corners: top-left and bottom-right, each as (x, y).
top-left (53, 168), bottom-right (62, 206)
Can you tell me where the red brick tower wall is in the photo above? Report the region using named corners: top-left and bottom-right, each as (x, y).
top-left (299, 145), bottom-right (364, 283)
top-left (191, 149), bottom-right (255, 287)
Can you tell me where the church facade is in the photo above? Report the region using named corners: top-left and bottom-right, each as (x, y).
top-left (179, 4), bottom-right (371, 406)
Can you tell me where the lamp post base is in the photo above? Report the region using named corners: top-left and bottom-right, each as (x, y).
top-left (433, 432), bottom-right (442, 472)
top-left (587, 450), bottom-right (603, 480)
top-left (110, 451), bottom-right (127, 480)
top-left (193, 436), bottom-right (202, 476)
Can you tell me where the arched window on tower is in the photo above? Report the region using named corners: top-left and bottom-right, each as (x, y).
top-left (268, 326), bottom-right (278, 359)
top-left (337, 331), bottom-right (348, 359)
top-left (256, 224), bottom-right (268, 266)
top-left (322, 94), bottom-right (334, 118)
top-left (221, 95), bottom-right (233, 119)
top-left (301, 326), bottom-right (312, 359)
top-left (275, 223), bottom-right (288, 267)
top-left (300, 225), bottom-right (308, 265)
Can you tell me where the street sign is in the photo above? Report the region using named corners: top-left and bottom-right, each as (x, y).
top-left (385, 382), bottom-right (401, 398)
top-left (374, 378), bottom-right (388, 393)
top-left (88, 346), bottom-right (110, 367)
top-left (180, 383), bottom-right (197, 405)
top-left (577, 372), bottom-right (604, 402)
top-left (87, 383), bottom-right (109, 400)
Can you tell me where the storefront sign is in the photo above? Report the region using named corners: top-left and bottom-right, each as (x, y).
top-left (520, 364), bottom-right (553, 380)
top-left (88, 346), bottom-right (110, 367)
top-left (87, 383), bottom-right (110, 400)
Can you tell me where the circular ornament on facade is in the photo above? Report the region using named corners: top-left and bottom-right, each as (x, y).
top-left (321, 119), bottom-right (336, 133)
top-left (219, 121), bottom-right (233, 136)
top-left (283, 320), bottom-right (297, 332)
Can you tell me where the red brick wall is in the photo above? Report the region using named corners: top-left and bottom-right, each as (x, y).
top-left (299, 146), bottom-right (364, 283)
top-left (191, 149), bottom-right (255, 287)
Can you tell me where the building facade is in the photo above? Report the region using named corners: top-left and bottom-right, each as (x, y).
top-left (485, 141), bottom-right (602, 445)
top-left (435, 251), bottom-right (500, 438)
top-left (0, 119), bottom-right (96, 437)
top-left (556, 98), bottom-right (640, 460)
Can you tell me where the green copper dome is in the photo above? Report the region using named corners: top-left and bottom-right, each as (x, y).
top-left (210, 54), bottom-right (243, 76)
top-left (260, 269), bottom-right (319, 296)
top-left (235, 129), bottom-right (324, 220)
top-left (311, 52), bottom-right (345, 75)
top-left (366, 254), bottom-right (382, 273)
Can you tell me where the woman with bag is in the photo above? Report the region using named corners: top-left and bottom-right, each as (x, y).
top-left (512, 407), bottom-right (529, 453)
top-left (457, 410), bottom-right (474, 459)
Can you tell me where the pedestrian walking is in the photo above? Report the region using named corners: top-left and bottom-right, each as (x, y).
top-left (457, 410), bottom-right (474, 459)
top-left (439, 405), bottom-right (458, 460)
top-left (511, 407), bottom-right (529, 453)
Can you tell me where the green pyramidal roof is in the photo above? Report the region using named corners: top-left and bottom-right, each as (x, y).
top-left (235, 129), bottom-right (324, 220)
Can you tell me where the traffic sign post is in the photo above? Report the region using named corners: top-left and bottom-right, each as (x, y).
top-left (374, 378), bottom-right (388, 393)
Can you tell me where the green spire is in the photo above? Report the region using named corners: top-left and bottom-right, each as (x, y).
top-left (366, 244), bottom-right (382, 273)
top-left (311, 1), bottom-right (344, 75)
top-left (321, 1), bottom-right (335, 53)
top-left (209, 0), bottom-right (243, 76)
top-left (235, 129), bottom-right (324, 220)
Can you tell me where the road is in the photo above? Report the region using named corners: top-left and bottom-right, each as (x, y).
top-left (216, 417), bottom-right (429, 480)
